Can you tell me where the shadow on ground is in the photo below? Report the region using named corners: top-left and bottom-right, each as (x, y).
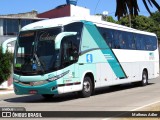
top-left (4, 82), bottom-right (154, 103)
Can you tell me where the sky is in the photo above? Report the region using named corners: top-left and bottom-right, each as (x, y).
top-left (0, 0), bottom-right (160, 20)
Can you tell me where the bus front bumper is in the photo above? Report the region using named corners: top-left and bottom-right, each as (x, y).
top-left (13, 81), bottom-right (61, 95)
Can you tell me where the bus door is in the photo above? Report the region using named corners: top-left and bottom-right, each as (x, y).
top-left (61, 35), bottom-right (80, 93)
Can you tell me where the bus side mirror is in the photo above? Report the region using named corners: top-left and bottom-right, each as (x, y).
top-left (55, 32), bottom-right (77, 50)
top-left (2, 37), bottom-right (17, 54)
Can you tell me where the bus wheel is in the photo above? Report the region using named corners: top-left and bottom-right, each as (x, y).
top-left (79, 76), bottom-right (93, 98)
top-left (41, 94), bottom-right (54, 99)
top-left (141, 70), bottom-right (148, 86)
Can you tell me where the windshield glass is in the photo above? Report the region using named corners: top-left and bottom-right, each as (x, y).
top-left (14, 22), bottom-right (83, 75)
top-left (14, 27), bottom-right (61, 75)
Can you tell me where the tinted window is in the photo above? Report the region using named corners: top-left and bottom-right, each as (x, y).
top-left (100, 28), bottom-right (114, 48)
top-left (64, 22), bottom-right (83, 53)
top-left (151, 36), bottom-right (157, 50)
top-left (135, 34), bottom-right (146, 50)
top-left (145, 36), bottom-right (157, 51)
top-left (112, 30), bottom-right (127, 49)
top-left (135, 34), bottom-right (157, 51)
top-left (126, 32), bottom-right (136, 49)
top-left (98, 27), bottom-right (157, 51)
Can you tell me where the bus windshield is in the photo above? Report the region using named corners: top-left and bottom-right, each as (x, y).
top-left (14, 22), bottom-right (83, 75)
top-left (14, 27), bottom-right (61, 75)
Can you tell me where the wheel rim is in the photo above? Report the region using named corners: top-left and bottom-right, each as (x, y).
top-left (83, 81), bottom-right (90, 93)
top-left (143, 73), bottom-right (147, 84)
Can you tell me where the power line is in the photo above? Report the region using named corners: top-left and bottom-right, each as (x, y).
top-left (94, 0), bottom-right (101, 14)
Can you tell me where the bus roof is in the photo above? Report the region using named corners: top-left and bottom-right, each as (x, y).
top-left (21, 16), bottom-right (156, 37)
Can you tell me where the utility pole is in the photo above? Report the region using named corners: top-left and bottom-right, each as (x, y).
top-left (128, 14), bottom-right (131, 27)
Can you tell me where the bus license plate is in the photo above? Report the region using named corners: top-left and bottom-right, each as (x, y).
top-left (29, 90), bottom-right (38, 94)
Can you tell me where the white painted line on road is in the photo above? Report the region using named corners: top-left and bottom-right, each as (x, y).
top-left (130, 100), bottom-right (160, 111)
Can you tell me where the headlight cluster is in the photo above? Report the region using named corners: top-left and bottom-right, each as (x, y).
top-left (14, 79), bottom-right (49, 86)
top-left (48, 70), bottom-right (70, 81)
top-left (13, 70), bottom-right (70, 86)
top-left (29, 80), bottom-right (49, 86)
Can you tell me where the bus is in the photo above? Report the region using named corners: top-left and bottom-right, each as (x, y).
top-left (12, 16), bottom-right (159, 98)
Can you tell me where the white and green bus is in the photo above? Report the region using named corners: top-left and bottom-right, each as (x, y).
top-left (12, 16), bottom-right (159, 98)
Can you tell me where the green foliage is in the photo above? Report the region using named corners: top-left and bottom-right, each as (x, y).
top-left (117, 15), bottom-right (156, 31)
top-left (150, 11), bottom-right (160, 40)
top-left (0, 46), bottom-right (13, 85)
top-left (106, 16), bottom-right (117, 23)
top-left (115, 0), bottom-right (160, 20)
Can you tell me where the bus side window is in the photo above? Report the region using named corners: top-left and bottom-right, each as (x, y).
top-left (136, 34), bottom-right (146, 50)
top-left (141, 35), bottom-right (147, 50)
top-left (113, 30), bottom-right (120, 49)
top-left (145, 36), bottom-right (153, 50)
top-left (135, 34), bottom-right (140, 50)
top-left (127, 33), bottom-right (135, 50)
top-left (102, 29), bottom-right (113, 48)
top-left (119, 32), bottom-right (126, 49)
top-left (151, 36), bottom-right (157, 50)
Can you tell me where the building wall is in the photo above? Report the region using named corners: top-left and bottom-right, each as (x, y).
top-left (0, 19), bottom-right (3, 36)
top-left (70, 5), bottom-right (90, 17)
top-left (38, 5), bottom-right (70, 19)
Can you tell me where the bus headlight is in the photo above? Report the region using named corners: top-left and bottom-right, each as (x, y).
top-left (48, 70), bottom-right (70, 81)
top-left (30, 80), bottom-right (48, 86)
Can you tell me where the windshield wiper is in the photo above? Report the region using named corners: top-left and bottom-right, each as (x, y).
top-left (33, 53), bottom-right (45, 74)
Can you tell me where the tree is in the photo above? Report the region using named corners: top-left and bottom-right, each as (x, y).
top-left (106, 16), bottom-right (117, 23)
top-left (150, 11), bottom-right (160, 24)
top-left (117, 14), bottom-right (160, 41)
top-left (149, 11), bottom-right (160, 40)
top-left (115, 0), bottom-right (160, 20)
top-left (0, 47), bottom-right (13, 85)
top-left (118, 15), bottom-right (156, 32)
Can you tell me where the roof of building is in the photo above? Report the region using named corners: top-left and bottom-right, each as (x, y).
top-left (37, 4), bottom-right (70, 19)
top-left (0, 10), bottom-right (47, 20)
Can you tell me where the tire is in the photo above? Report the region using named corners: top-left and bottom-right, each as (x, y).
top-left (79, 76), bottom-right (93, 98)
top-left (141, 70), bottom-right (148, 86)
top-left (41, 94), bottom-right (54, 99)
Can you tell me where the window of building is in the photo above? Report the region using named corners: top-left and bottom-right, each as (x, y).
top-left (3, 19), bottom-right (19, 35)
top-left (3, 19), bottom-right (38, 36)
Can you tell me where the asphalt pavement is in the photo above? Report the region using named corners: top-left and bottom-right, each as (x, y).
top-left (0, 75), bottom-right (160, 120)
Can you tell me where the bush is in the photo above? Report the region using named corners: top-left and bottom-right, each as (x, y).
top-left (0, 46), bottom-right (13, 85)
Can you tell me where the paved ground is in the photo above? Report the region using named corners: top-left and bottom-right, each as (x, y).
top-left (0, 87), bottom-right (14, 95)
top-left (0, 76), bottom-right (160, 120)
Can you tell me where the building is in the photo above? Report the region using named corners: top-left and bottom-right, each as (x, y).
top-left (0, 10), bottom-right (46, 46)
